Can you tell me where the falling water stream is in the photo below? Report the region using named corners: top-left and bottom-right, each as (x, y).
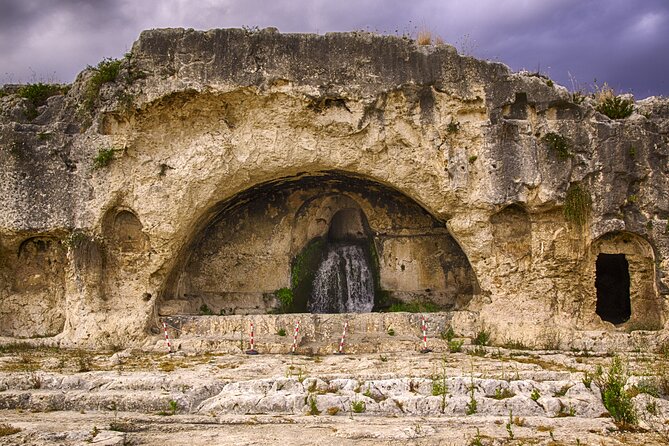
top-left (308, 243), bottom-right (374, 313)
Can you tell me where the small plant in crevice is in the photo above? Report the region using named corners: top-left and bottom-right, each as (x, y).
top-left (473, 328), bottom-right (491, 346)
top-left (447, 118), bottom-right (461, 134)
top-left (92, 147), bottom-right (118, 169)
top-left (582, 371), bottom-right (593, 389)
top-left (307, 396), bottom-right (321, 416)
top-left (563, 183), bottom-right (592, 226)
top-left (275, 287), bottom-right (294, 313)
top-left (542, 132), bottom-right (572, 160)
top-left (505, 410), bottom-right (514, 439)
top-left (468, 155), bottom-right (478, 164)
top-left (441, 326), bottom-right (456, 342)
top-left (493, 386), bottom-right (515, 400)
top-left (448, 339), bottom-right (464, 353)
top-left (387, 328), bottom-right (395, 336)
top-left (468, 428), bottom-right (484, 446)
top-left (531, 388), bottom-right (541, 402)
top-left (351, 399), bottom-right (366, 413)
top-left (276, 328), bottom-right (287, 337)
top-left (199, 304), bottom-right (214, 316)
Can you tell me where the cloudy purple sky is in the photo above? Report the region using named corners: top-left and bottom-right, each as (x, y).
top-left (1, 0), bottom-right (667, 98)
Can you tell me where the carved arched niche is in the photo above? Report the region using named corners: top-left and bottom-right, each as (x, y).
top-left (490, 204), bottom-right (532, 260)
top-left (0, 237), bottom-right (66, 337)
top-left (103, 209), bottom-right (148, 253)
top-left (158, 172), bottom-right (480, 316)
top-left (584, 231), bottom-right (662, 330)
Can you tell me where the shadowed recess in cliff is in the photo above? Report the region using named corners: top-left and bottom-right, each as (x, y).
top-left (157, 171), bottom-right (480, 316)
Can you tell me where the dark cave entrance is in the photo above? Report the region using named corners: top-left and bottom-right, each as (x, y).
top-left (595, 253), bottom-right (631, 325)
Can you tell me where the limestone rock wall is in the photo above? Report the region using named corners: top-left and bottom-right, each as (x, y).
top-left (0, 28), bottom-right (668, 347)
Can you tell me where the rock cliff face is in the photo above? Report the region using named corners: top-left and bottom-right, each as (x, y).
top-left (1, 28), bottom-right (668, 347)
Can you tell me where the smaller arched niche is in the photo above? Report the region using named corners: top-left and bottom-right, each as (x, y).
top-left (1, 237), bottom-right (67, 337)
top-left (588, 231), bottom-right (662, 330)
top-left (107, 210), bottom-right (147, 253)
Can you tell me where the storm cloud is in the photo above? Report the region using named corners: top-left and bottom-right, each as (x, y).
top-left (1, 0), bottom-right (667, 97)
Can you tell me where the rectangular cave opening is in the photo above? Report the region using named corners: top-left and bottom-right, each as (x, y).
top-left (595, 253), bottom-right (631, 325)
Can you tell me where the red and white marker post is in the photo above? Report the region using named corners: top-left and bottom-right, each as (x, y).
top-left (246, 322), bottom-right (259, 355)
top-left (336, 321), bottom-right (349, 354)
top-left (162, 321), bottom-right (173, 354)
top-left (290, 320), bottom-right (300, 354)
top-left (420, 316), bottom-right (432, 354)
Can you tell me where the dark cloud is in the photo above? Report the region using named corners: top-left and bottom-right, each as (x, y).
top-left (0, 0), bottom-right (667, 97)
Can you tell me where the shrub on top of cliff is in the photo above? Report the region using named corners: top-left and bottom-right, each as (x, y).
top-left (416, 27), bottom-right (444, 45)
top-left (542, 132), bottom-right (572, 160)
top-left (18, 82), bottom-right (67, 120)
top-left (595, 85), bottom-right (633, 119)
top-left (82, 58), bottom-right (122, 113)
top-left (563, 183), bottom-right (592, 226)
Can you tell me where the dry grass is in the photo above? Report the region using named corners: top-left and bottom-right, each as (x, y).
top-left (416, 29), bottom-right (432, 45)
top-left (0, 423), bottom-right (21, 437)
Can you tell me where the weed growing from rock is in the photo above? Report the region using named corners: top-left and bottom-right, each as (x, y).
top-left (93, 147), bottom-right (117, 169)
top-left (596, 94), bottom-right (634, 119)
top-left (595, 356), bottom-right (637, 428)
top-left (563, 183), bottom-right (592, 226)
top-left (275, 288), bottom-right (293, 313)
top-left (199, 304), bottom-right (214, 316)
top-left (531, 388), bottom-right (541, 402)
top-left (83, 58), bottom-right (122, 112)
top-left (473, 328), bottom-right (491, 346)
top-left (0, 424), bottom-right (21, 437)
top-left (307, 396), bottom-right (321, 415)
top-left (351, 399), bottom-right (366, 413)
top-left (17, 82), bottom-right (67, 120)
top-left (542, 132), bottom-right (572, 160)
top-left (448, 339), bottom-right (464, 353)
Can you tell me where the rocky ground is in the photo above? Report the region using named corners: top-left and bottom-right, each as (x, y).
top-left (2, 336), bottom-right (669, 445)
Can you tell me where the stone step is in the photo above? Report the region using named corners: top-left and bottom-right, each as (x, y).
top-left (158, 312), bottom-right (472, 354)
top-left (0, 375), bottom-right (606, 418)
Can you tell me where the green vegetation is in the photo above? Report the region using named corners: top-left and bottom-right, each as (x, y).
top-left (441, 326), bottom-right (456, 342)
top-left (277, 328), bottom-right (287, 337)
top-left (290, 238), bottom-right (327, 312)
top-left (387, 328), bottom-right (395, 336)
top-left (563, 183), bottom-right (592, 226)
top-left (542, 132), bottom-right (572, 160)
top-left (199, 304), bottom-right (214, 316)
top-left (308, 396), bottom-right (321, 415)
top-left (493, 387), bottom-right (515, 400)
top-left (17, 82), bottom-right (67, 120)
top-left (448, 339), bottom-right (464, 353)
top-left (594, 356), bottom-right (637, 428)
top-left (596, 95), bottom-right (634, 119)
top-left (275, 288), bottom-right (294, 313)
top-left (83, 58), bottom-right (122, 112)
top-left (473, 328), bottom-right (491, 346)
top-left (93, 147), bottom-right (117, 169)
top-left (351, 400), bottom-right (366, 413)
top-left (530, 388), bottom-right (540, 402)
top-left (468, 155), bottom-right (478, 163)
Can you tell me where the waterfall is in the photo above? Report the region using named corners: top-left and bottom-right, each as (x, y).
top-left (308, 244), bottom-right (374, 313)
